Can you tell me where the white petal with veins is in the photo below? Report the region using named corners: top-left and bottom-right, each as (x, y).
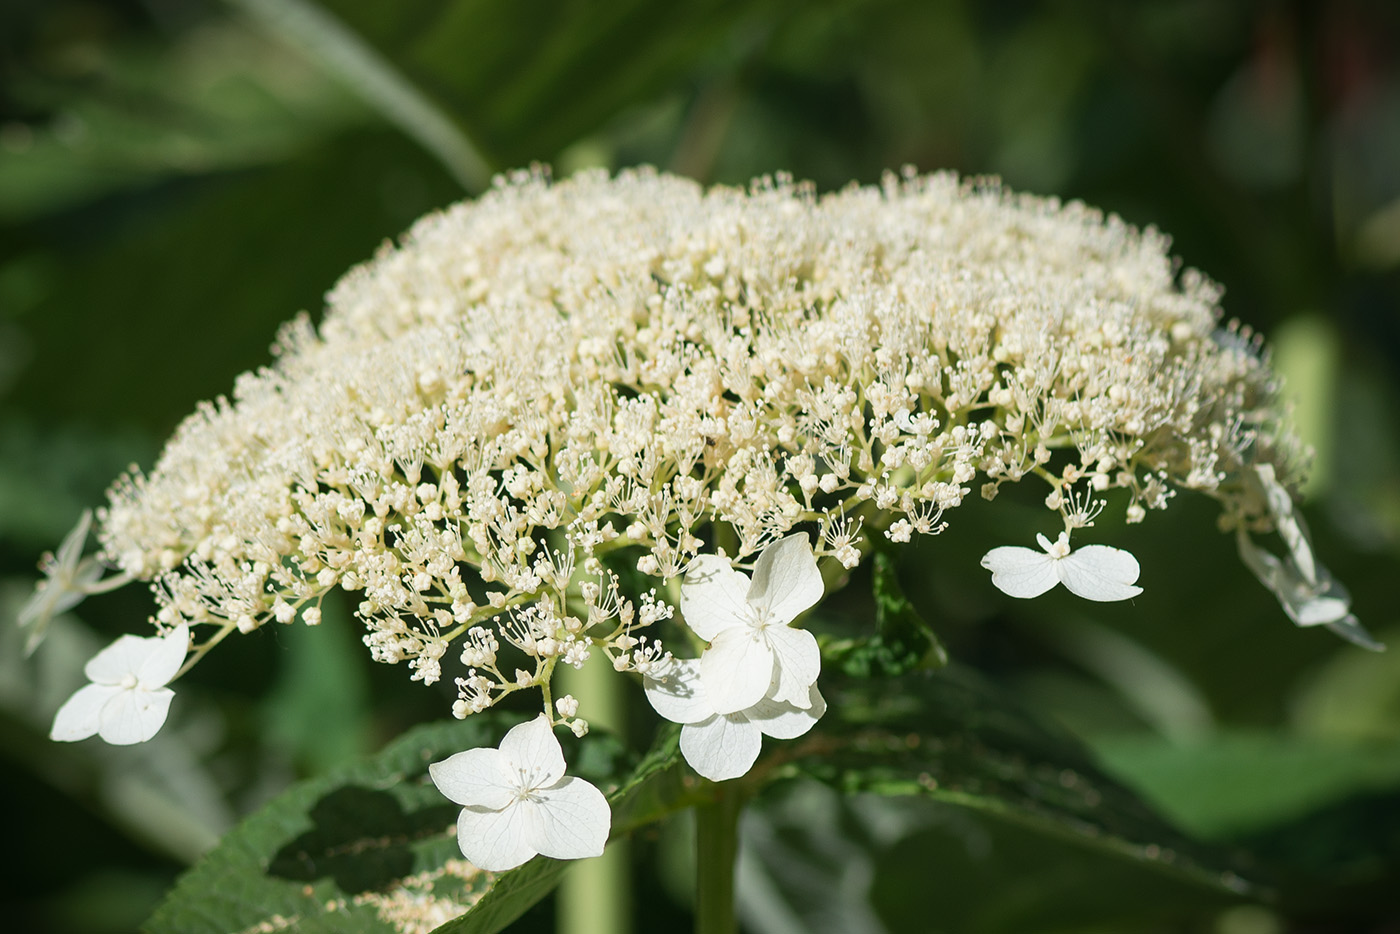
top-left (430, 714), bottom-right (612, 872)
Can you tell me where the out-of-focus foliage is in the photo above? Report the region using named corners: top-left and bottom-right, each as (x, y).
top-left (3, 1), bottom-right (1398, 932)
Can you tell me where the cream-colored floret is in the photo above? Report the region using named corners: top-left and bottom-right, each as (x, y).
top-left (95, 166), bottom-right (1310, 717)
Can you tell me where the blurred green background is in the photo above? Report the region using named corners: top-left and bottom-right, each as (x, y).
top-left (2, 1), bottom-right (1399, 932)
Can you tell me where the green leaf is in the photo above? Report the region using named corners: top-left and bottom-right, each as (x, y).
top-left (786, 666), bottom-right (1266, 899)
top-left (1092, 731), bottom-right (1400, 840)
top-left (310, 0), bottom-right (768, 166)
top-left (827, 551), bottom-right (947, 678)
top-left (0, 20), bottom-right (364, 222)
top-left (144, 716), bottom-right (687, 934)
top-left (741, 781), bottom-right (1248, 934)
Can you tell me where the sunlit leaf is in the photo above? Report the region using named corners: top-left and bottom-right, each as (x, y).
top-left (144, 716), bottom-right (686, 934)
top-left (826, 551), bottom-right (946, 678)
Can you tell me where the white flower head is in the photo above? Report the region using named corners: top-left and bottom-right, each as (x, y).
top-left (643, 657), bottom-right (825, 782)
top-left (429, 714), bottom-right (610, 872)
top-left (74, 169), bottom-right (1322, 710)
top-left (19, 510), bottom-right (105, 655)
top-left (981, 531), bottom-right (1142, 602)
top-left (679, 533), bottom-right (824, 714)
top-left (50, 624), bottom-right (189, 745)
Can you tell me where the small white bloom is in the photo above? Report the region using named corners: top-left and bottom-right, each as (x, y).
top-left (19, 510), bottom-right (107, 655)
top-left (50, 624), bottom-right (189, 745)
top-left (643, 657), bottom-right (825, 782)
top-left (679, 533), bottom-right (824, 714)
top-left (555, 694), bottom-right (580, 719)
top-left (429, 714), bottom-right (610, 871)
top-left (980, 531), bottom-right (1142, 602)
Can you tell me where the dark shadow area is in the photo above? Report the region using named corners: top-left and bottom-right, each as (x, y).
top-left (268, 785), bottom-right (457, 894)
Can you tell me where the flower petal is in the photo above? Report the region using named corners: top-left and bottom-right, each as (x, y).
top-left (430, 747), bottom-right (516, 809)
top-left (456, 801), bottom-right (541, 871)
top-left (679, 713), bottom-right (762, 782)
top-left (498, 714), bottom-right (567, 788)
top-left (50, 683), bottom-right (117, 742)
top-left (749, 684), bottom-right (826, 740)
top-left (1327, 614), bottom-right (1385, 652)
top-left (643, 658), bottom-right (715, 724)
top-left (54, 509), bottom-right (93, 572)
top-left (747, 533), bottom-right (824, 625)
top-left (83, 634), bottom-right (156, 685)
top-left (1055, 545), bottom-right (1142, 602)
top-left (1237, 530), bottom-right (1378, 643)
top-left (700, 627), bottom-right (774, 715)
top-left (765, 625), bottom-right (820, 709)
top-left (980, 546), bottom-right (1059, 598)
top-left (1256, 464), bottom-right (1317, 585)
top-left (1290, 590), bottom-right (1351, 627)
top-left (97, 685), bottom-right (173, 745)
top-left (679, 555), bottom-right (752, 641)
top-left (531, 777), bottom-right (611, 860)
top-left (137, 625), bottom-right (189, 688)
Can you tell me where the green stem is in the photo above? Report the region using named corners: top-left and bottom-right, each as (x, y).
top-left (557, 653), bottom-right (630, 934)
top-left (695, 785), bottom-right (744, 934)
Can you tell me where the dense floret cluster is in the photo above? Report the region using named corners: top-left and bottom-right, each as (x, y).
top-left (37, 166), bottom-right (1357, 734)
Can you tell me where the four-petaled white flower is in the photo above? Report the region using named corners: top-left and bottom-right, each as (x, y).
top-left (50, 624), bottom-right (189, 745)
top-left (981, 531), bottom-right (1142, 602)
top-left (644, 657), bottom-right (825, 782)
top-left (429, 714), bottom-right (611, 871)
top-left (20, 510), bottom-right (105, 655)
top-left (679, 533), bottom-right (824, 714)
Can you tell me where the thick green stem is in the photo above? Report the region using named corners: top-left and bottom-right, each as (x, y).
top-left (695, 785), bottom-right (744, 934)
top-left (557, 653), bottom-right (630, 934)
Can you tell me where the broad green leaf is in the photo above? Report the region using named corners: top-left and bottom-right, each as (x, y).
top-left (144, 717), bottom-right (687, 934)
top-left (311, 0), bottom-right (769, 166)
top-left (1093, 731), bottom-right (1400, 840)
top-left (827, 550), bottom-right (947, 678)
top-left (788, 666), bottom-right (1266, 898)
top-left (741, 781), bottom-right (1249, 934)
top-left (0, 20), bottom-right (364, 222)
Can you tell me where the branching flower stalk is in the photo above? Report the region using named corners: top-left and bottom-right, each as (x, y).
top-left (24, 167), bottom-right (1377, 915)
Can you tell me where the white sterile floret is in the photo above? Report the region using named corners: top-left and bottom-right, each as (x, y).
top-left (429, 714), bottom-right (610, 871)
top-left (19, 510), bottom-right (110, 655)
top-left (50, 624), bottom-right (189, 745)
top-left (1236, 465), bottom-right (1383, 651)
top-left (643, 657), bottom-right (826, 782)
top-left (679, 533), bottom-right (824, 714)
top-left (981, 532), bottom-right (1142, 602)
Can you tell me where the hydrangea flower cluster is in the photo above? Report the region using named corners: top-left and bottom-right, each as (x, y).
top-left (28, 167), bottom-right (1374, 830)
